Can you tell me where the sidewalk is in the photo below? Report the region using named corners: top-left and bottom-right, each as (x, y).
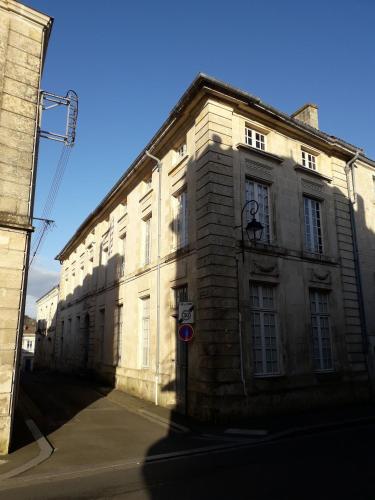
top-left (1, 371), bottom-right (375, 484)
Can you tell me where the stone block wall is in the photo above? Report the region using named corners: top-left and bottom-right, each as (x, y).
top-left (0, 0), bottom-right (51, 453)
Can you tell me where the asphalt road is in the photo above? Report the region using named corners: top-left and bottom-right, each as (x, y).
top-left (1, 423), bottom-right (375, 499)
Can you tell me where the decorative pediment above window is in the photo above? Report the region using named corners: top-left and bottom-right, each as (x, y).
top-left (243, 159), bottom-right (274, 182)
top-left (251, 260), bottom-right (279, 277)
top-left (309, 268), bottom-right (331, 285)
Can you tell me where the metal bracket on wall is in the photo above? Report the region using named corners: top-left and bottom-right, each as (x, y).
top-left (39, 90), bottom-right (78, 146)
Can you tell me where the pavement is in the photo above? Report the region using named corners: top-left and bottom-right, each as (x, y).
top-left (1, 371), bottom-right (375, 492)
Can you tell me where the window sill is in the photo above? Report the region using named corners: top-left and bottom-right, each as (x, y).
top-left (294, 164), bottom-right (332, 183)
top-left (236, 143), bottom-right (283, 163)
top-left (171, 153), bottom-right (189, 170)
top-left (139, 187), bottom-right (153, 204)
top-left (301, 251), bottom-right (337, 265)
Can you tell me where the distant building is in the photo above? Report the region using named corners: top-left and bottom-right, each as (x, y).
top-left (35, 285), bottom-right (59, 370)
top-left (20, 316), bottom-right (36, 372)
top-left (43, 75), bottom-right (375, 421)
top-left (0, 0), bottom-right (52, 452)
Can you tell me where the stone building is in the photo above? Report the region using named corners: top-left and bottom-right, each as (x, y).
top-left (20, 315), bottom-right (36, 372)
top-left (0, 0), bottom-right (52, 452)
top-left (50, 74), bottom-right (375, 421)
top-left (35, 285), bottom-right (59, 370)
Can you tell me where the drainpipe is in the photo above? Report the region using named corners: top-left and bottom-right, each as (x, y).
top-left (236, 255), bottom-right (247, 395)
top-left (145, 150), bottom-right (162, 406)
top-left (344, 151), bottom-right (370, 375)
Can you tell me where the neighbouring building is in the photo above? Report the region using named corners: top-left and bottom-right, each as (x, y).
top-left (0, 0), bottom-right (52, 452)
top-left (44, 74), bottom-right (375, 421)
top-left (20, 315), bottom-right (36, 372)
top-left (35, 285), bottom-right (59, 370)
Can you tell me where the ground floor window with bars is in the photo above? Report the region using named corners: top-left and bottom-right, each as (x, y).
top-left (310, 290), bottom-right (333, 371)
top-left (250, 283), bottom-right (279, 376)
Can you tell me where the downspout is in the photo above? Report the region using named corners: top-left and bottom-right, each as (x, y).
top-left (344, 151), bottom-right (369, 372)
top-left (145, 150), bottom-right (162, 406)
top-left (236, 255), bottom-right (247, 395)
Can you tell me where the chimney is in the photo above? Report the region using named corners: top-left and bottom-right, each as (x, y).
top-left (291, 103), bottom-right (319, 130)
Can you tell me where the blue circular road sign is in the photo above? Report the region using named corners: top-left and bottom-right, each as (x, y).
top-left (178, 324), bottom-right (194, 342)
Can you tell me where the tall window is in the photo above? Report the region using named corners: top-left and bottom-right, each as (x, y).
top-left (143, 216), bottom-right (151, 265)
top-left (174, 285), bottom-right (188, 309)
top-left (245, 127), bottom-right (265, 150)
top-left (250, 284), bottom-right (279, 376)
top-left (99, 243), bottom-right (108, 286)
top-left (173, 190), bottom-right (188, 250)
top-left (60, 320), bottom-right (64, 358)
top-left (118, 235), bottom-right (126, 278)
top-left (302, 150), bottom-right (317, 170)
top-left (141, 297), bottom-right (150, 368)
top-left (245, 179), bottom-right (271, 243)
top-left (99, 308), bottom-right (105, 363)
top-left (114, 304), bottom-right (123, 366)
top-left (304, 196), bottom-right (323, 253)
top-left (310, 290), bottom-right (332, 371)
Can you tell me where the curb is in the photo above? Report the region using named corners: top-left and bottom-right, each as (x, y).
top-left (0, 418), bottom-right (53, 481)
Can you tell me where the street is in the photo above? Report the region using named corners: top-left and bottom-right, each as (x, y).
top-left (0, 373), bottom-right (374, 499)
top-left (1, 423), bottom-right (375, 499)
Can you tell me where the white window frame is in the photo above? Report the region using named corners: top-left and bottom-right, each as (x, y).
top-left (143, 216), bottom-right (151, 265)
top-left (245, 179), bottom-right (271, 243)
top-left (141, 297), bottom-right (150, 368)
top-left (250, 284), bottom-right (279, 376)
top-left (304, 196), bottom-right (323, 254)
top-left (301, 150), bottom-right (317, 171)
top-left (172, 190), bottom-right (188, 250)
top-left (245, 126), bottom-right (266, 151)
top-left (310, 290), bottom-right (333, 372)
top-left (174, 142), bottom-right (187, 165)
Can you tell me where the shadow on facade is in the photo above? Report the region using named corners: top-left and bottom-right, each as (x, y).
top-left (16, 136), bottom-right (375, 496)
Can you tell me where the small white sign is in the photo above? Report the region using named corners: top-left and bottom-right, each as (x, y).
top-left (178, 302), bottom-right (194, 324)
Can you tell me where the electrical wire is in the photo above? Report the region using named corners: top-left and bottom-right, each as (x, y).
top-left (30, 143), bottom-right (72, 266)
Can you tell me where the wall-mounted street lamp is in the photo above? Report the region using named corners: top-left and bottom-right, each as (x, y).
top-left (236, 200), bottom-right (264, 262)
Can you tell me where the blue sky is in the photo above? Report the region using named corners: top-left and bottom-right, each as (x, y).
top-left (25, 0), bottom-right (375, 315)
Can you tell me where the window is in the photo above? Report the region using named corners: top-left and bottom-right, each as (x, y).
top-left (114, 304), bottom-right (123, 366)
top-left (26, 340), bottom-right (32, 350)
top-left (245, 179), bottom-right (271, 243)
top-left (174, 143), bottom-right (187, 164)
top-left (310, 290), bottom-right (333, 371)
top-left (99, 309), bottom-right (105, 363)
top-left (174, 284), bottom-right (188, 310)
top-left (173, 190), bottom-right (188, 250)
top-left (143, 216), bottom-right (151, 265)
top-left (250, 284), bottom-right (279, 376)
top-left (141, 297), bottom-right (150, 368)
top-left (245, 126), bottom-right (265, 151)
top-left (118, 235), bottom-right (126, 278)
top-left (99, 243), bottom-right (108, 286)
top-left (301, 150), bottom-right (317, 170)
top-left (304, 196), bottom-right (323, 253)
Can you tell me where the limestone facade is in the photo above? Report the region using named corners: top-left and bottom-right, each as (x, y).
top-left (0, 0), bottom-right (51, 452)
top-left (35, 285), bottom-right (59, 370)
top-left (49, 75), bottom-right (375, 421)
